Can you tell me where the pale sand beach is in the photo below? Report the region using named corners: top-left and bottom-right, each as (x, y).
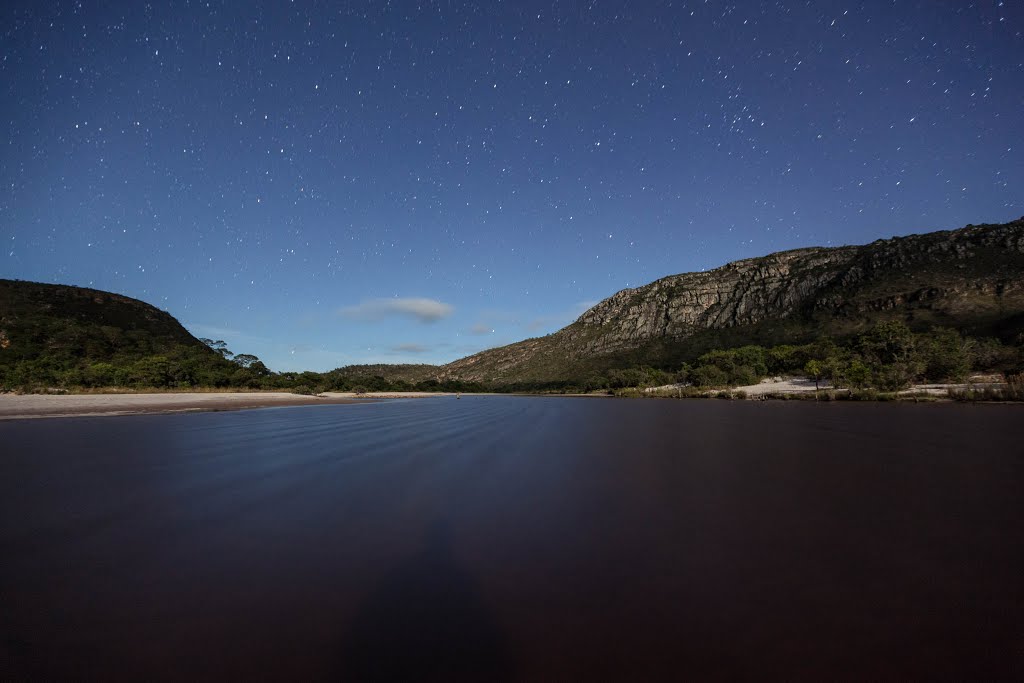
top-left (734, 376), bottom-right (1008, 397)
top-left (0, 391), bottom-right (467, 419)
top-left (0, 391), bottom-right (364, 420)
top-left (645, 377), bottom-right (830, 396)
top-left (733, 377), bottom-right (832, 395)
top-left (322, 391), bottom-right (458, 399)
top-left (650, 376), bottom-right (1006, 397)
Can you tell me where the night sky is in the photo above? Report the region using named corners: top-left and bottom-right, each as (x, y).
top-left (3, 1), bottom-right (1022, 371)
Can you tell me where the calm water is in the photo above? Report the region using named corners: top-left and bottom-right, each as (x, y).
top-left (1, 397), bottom-right (1022, 681)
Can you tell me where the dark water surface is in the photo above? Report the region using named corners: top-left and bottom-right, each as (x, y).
top-left (1, 397), bottom-right (1022, 681)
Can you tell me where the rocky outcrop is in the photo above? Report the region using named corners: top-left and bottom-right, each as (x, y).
top-left (565, 246), bottom-right (858, 356)
top-left (442, 218), bottom-right (1024, 383)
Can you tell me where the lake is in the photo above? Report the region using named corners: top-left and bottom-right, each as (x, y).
top-left (1, 396), bottom-right (1022, 680)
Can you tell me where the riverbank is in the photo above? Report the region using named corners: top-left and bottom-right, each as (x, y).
top-left (322, 391), bottom-right (459, 399)
top-left (640, 375), bottom-right (1016, 401)
top-left (0, 391), bottom-right (358, 420)
top-left (0, 390), bottom-right (473, 420)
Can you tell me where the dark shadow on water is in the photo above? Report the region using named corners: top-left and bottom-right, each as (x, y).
top-left (339, 523), bottom-right (513, 682)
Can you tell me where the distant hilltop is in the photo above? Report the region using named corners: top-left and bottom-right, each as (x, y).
top-left (0, 278), bottom-right (462, 392)
top-left (440, 217), bottom-right (1024, 385)
top-left (0, 279), bottom-right (236, 388)
top-left (0, 278), bottom-right (213, 361)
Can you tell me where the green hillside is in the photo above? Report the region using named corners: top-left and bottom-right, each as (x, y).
top-left (0, 279), bottom-right (247, 390)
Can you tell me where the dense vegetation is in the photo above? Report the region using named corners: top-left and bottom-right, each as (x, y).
top-left (0, 279), bottom-right (482, 394)
top-left (496, 321), bottom-right (1023, 394)
top-left (1, 278), bottom-right (1020, 398)
top-left (0, 279), bottom-right (238, 391)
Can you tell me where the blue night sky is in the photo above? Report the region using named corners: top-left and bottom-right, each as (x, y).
top-left (3, 1), bottom-right (1022, 372)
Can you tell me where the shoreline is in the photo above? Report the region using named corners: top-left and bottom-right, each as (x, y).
top-left (644, 376), bottom-right (1012, 400)
top-left (2, 382), bottom-right (1018, 420)
top-left (0, 391), bottom-right (455, 420)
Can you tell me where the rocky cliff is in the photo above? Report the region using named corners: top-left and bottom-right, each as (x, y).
top-left (442, 218), bottom-right (1024, 384)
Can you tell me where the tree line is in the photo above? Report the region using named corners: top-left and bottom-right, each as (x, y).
top-left (508, 321), bottom-right (1022, 394)
top-left (2, 320), bottom-right (1019, 396)
top-left (0, 335), bottom-right (485, 394)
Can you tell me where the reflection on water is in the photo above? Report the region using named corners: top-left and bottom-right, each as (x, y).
top-left (341, 522), bottom-right (512, 682)
top-left (1, 397), bottom-right (1022, 680)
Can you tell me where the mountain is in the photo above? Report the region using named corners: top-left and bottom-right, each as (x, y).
top-left (0, 279), bottom-right (233, 388)
top-left (5, 217), bottom-right (1023, 392)
top-left (441, 218), bottom-right (1024, 385)
top-left (0, 279), bottom-right (208, 357)
top-left (321, 363), bottom-right (441, 386)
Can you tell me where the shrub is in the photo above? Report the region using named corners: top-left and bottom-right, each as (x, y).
top-left (690, 365), bottom-right (729, 388)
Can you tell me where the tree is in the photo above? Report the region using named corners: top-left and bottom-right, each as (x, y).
top-left (248, 360), bottom-right (271, 377)
top-left (232, 353), bottom-right (260, 368)
top-left (199, 338), bottom-right (233, 359)
top-left (675, 362), bottom-right (693, 385)
top-left (804, 359), bottom-right (824, 391)
top-left (845, 358), bottom-right (871, 388)
top-left (859, 321), bottom-right (924, 389)
top-left (970, 337), bottom-right (1013, 373)
top-left (84, 362), bottom-right (118, 387)
top-left (767, 345), bottom-right (799, 375)
top-left (821, 356), bottom-right (846, 388)
top-left (697, 349), bottom-right (737, 374)
top-left (732, 345), bottom-right (768, 377)
top-left (606, 368), bottom-right (650, 389)
top-left (690, 365), bottom-right (729, 388)
top-left (127, 355), bottom-right (173, 387)
top-left (859, 321), bottom-right (916, 366)
top-left (923, 328), bottom-right (973, 382)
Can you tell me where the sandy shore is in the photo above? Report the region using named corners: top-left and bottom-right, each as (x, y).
top-left (2, 381), bottom-right (1004, 419)
top-left (733, 377), bottom-right (832, 396)
top-left (322, 391), bottom-right (458, 399)
top-left (0, 392), bottom-right (369, 420)
top-left (0, 391), bottom-right (474, 419)
top-left (654, 376), bottom-right (1003, 397)
top-left (646, 378), bottom-right (831, 396)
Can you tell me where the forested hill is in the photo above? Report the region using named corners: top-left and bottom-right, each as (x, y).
top-left (0, 279), bottom-right (469, 393)
top-left (0, 279), bottom-right (241, 388)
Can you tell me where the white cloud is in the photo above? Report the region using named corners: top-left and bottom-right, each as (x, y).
top-left (391, 343), bottom-right (429, 354)
top-left (469, 322), bottom-right (493, 335)
top-left (339, 297), bottom-right (454, 323)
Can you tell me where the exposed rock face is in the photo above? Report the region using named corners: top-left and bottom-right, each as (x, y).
top-left (566, 246), bottom-right (858, 355)
top-left (443, 218), bottom-right (1024, 383)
